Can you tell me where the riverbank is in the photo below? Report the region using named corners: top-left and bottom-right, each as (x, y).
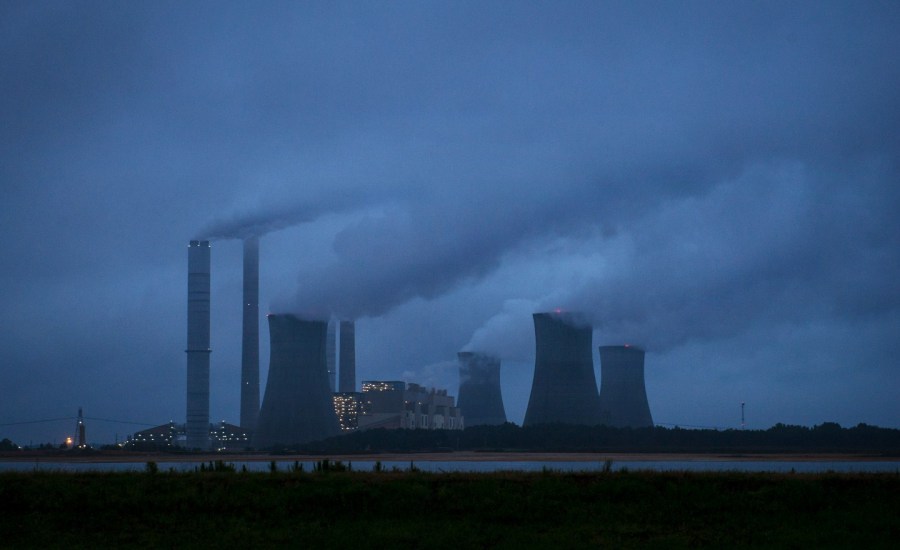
top-left (2, 468), bottom-right (898, 547)
top-left (2, 450), bottom-right (899, 463)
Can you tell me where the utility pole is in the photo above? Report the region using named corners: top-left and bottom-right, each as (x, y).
top-left (741, 402), bottom-right (746, 430)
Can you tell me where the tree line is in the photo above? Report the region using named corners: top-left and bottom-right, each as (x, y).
top-left (291, 422), bottom-right (900, 454)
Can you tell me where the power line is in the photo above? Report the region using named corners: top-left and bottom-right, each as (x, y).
top-left (84, 416), bottom-right (157, 427)
top-left (1, 416), bottom-right (159, 428)
top-left (0, 417), bottom-right (73, 427)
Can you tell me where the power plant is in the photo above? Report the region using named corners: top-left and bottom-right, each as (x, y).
top-left (523, 312), bottom-right (602, 426)
top-left (598, 345), bottom-right (654, 428)
top-left (457, 352), bottom-right (507, 426)
top-left (253, 314), bottom-right (341, 448)
top-left (180, 239), bottom-right (657, 447)
top-left (240, 236), bottom-right (260, 432)
top-left (185, 240), bottom-right (211, 449)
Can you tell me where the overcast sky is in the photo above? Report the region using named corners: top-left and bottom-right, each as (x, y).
top-left (2, 1), bottom-right (899, 445)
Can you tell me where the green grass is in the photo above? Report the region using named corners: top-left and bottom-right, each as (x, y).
top-left (1, 468), bottom-right (898, 548)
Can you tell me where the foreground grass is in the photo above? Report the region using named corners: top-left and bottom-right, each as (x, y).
top-left (1, 467), bottom-right (898, 548)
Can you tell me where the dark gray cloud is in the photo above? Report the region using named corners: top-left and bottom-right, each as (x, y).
top-left (2, 2), bottom-right (899, 443)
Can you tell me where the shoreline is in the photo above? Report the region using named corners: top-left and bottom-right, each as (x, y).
top-left (2, 451), bottom-right (899, 464)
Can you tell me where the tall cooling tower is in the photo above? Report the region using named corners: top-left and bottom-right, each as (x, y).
top-left (598, 345), bottom-right (654, 428)
top-left (457, 352), bottom-right (507, 426)
top-left (186, 240), bottom-right (211, 449)
top-left (240, 236), bottom-right (260, 432)
top-left (523, 312), bottom-right (602, 426)
top-left (338, 320), bottom-right (355, 392)
top-left (326, 319), bottom-right (337, 392)
top-left (254, 314), bottom-right (341, 448)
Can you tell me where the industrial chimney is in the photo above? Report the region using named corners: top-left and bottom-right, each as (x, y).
top-left (598, 345), bottom-right (654, 428)
top-left (186, 240), bottom-right (211, 449)
top-left (338, 320), bottom-right (356, 392)
top-left (254, 314), bottom-right (341, 448)
top-left (457, 352), bottom-right (507, 426)
top-left (326, 319), bottom-right (337, 392)
top-left (523, 312), bottom-right (602, 426)
top-left (240, 236), bottom-right (260, 432)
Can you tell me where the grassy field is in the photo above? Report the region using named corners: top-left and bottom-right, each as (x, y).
top-left (1, 464), bottom-right (898, 548)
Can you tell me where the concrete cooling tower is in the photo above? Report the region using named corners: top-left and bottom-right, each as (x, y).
top-left (240, 236), bottom-right (260, 432)
top-left (523, 312), bottom-right (602, 426)
top-left (185, 240), bottom-right (211, 450)
top-left (598, 345), bottom-right (654, 428)
top-left (457, 352), bottom-right (507, 426)
top-left (253, 314), bottom-right (341, 448)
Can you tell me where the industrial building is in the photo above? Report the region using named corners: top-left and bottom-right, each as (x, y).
top-left (125, 421), bottom-right (249, 451)
top-left (598, 345), bottom-right (654, 428)
top-left (332, 392), bottom-right (362, 431)
top-left (209, 421), bottom-right (252, 451)
top-left (125, 421), bottom-right (179, 450)
top-left (357, 381), bottom-right (405, 429)
top-left (457, 352), bottom-right (507, 426)
top-left (253, 314), bottom-right (341, 448)
top-left (523, 312), bottom-right (602, 426)
top-left (358, 380), bottom-right (463, 431)
top-left (240, 236), bottom-right (260, 432)
top-left (185, 240), bottom-right (211, 449)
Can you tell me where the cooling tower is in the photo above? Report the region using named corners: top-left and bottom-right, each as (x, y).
top-left (240, 236), bottom-right (260, 432)
top-left (523, 312), bottom-right (602, 426)
top-left (598, 345), bottom-right (654, 428)
top-left (457, 352), bottom-right (507, 426)
top-left (326, 320), bottom-right (337, 392)
top-left (186, 240), bottom-right (211, 449)
top-left (338, 320), bottom-right (356, 392)
top-left (254, 314), bottom-right (341, 448)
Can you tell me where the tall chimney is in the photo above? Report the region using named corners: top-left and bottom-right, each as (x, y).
top-left (338, 320), bottom-right (356, 392)
top-left (326, 319), bottom-right (337, 392)
top-left (254, 314), bottom-right (341, 448)
top-left (186, 240), bottom-right (211, 449)
top-left (523, 312), bottom-right (602, 427)
top-left (240, 236), bottom-right (260, 432)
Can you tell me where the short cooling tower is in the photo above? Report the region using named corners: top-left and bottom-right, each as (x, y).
top-left (253, 314), bottom-right (341, 448)
top-left (598, 345), bottom-right (654, 428)
top-left (523, 312), bottom-right (602, 426)
top-left (457, 352), bottom-right (507, 426)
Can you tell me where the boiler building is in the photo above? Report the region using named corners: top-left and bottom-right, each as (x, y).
top-left (357, 381), bottom-right (463, 431)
